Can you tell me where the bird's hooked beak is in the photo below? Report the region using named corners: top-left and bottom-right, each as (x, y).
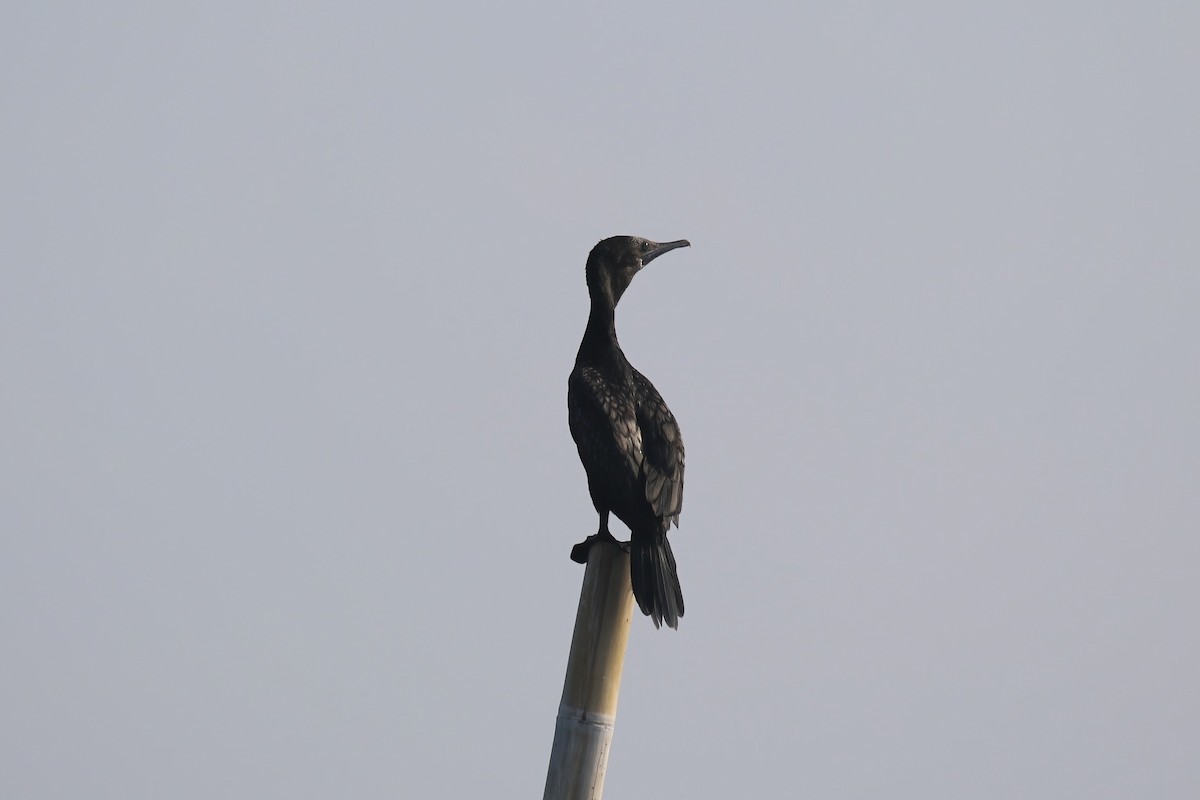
top-left (642, 239), bottom-right (691, 266)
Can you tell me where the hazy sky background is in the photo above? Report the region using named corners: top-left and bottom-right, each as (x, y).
top-left (3, 2), bottom-right (1197, 798)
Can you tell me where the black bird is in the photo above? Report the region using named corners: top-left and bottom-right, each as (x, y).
top-left (568, 235), bottom-right (691, 629)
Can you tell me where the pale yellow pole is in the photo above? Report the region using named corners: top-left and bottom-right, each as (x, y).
top-left (543, 541), bottom-right (635, 800)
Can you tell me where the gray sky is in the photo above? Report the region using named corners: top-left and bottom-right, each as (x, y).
top-left (3, 2), bottom-right (1197, 798)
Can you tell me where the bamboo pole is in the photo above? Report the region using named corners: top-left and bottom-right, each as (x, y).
top-left (543, 541), bottom-right (635, 800)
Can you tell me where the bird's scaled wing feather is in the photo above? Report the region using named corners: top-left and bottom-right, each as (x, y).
top-left (569, 366), bottom-right (643, 480)
top-left (632, 370), bottom-right (685, 525)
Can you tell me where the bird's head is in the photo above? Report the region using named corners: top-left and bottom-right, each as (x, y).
top-left (585, 235), bottom-right (691, 307)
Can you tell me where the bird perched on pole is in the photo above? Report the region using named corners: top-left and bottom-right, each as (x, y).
top-left (568, 235), bottom-right (691, 629)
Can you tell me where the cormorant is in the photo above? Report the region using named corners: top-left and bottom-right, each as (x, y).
top-left (568, 235), bottom-right (691, 629)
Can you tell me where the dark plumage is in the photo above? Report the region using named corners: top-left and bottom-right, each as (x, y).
top-left (567, 235), bottom-right (690, 629)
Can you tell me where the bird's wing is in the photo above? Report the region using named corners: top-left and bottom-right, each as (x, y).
top-left (569, 366), bottom-right (644, 481)
top-left (632, 370), bottom-right (686, 526)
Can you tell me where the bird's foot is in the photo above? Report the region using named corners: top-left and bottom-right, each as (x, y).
top-left (570, 530), bottom-right (628, 564)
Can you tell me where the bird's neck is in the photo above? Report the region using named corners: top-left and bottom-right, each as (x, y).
top-left (579, 299), bottom-right (622, 360)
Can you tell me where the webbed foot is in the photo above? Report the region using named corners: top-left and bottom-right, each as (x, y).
top-left (570, 530), bottom-right (627, 563)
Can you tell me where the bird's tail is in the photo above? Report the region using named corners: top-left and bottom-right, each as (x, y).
top-left (630, 531), bottom-right (684, 629)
